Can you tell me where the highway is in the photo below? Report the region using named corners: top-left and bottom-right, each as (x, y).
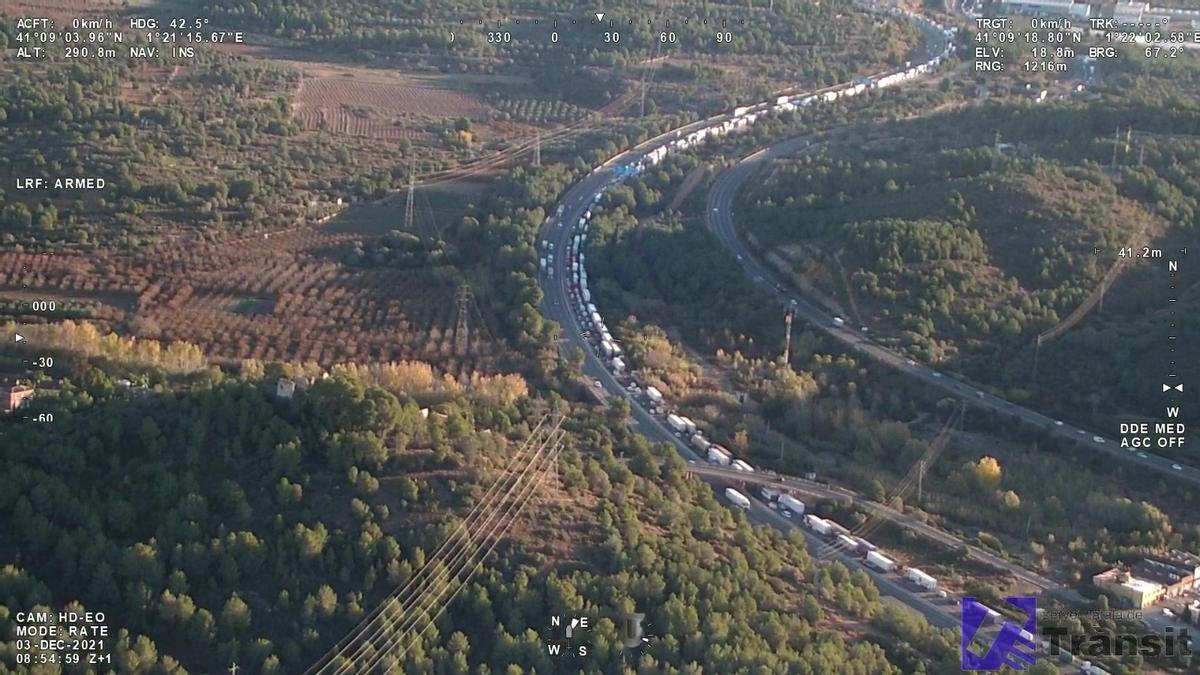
top-left (687, 464), bottom-right (1086, 605)
top-left (531, 9), bottom-right (992, 631)
top-left (703, 131), bottom-right (1200, 488)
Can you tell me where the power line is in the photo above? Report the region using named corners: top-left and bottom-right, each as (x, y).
top-left (353, 438), bottom-right (563, 672)
top-left (324, 423), bottom-right (566, 674)
top-left (305, 417), bottom-right (558, 674)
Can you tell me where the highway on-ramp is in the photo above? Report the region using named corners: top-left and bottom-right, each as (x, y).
top-left (704, 135), bottom-right (1200, 488)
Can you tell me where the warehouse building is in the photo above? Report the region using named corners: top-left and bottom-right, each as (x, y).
top-left (1093, 568), bottom-right (1165, 609)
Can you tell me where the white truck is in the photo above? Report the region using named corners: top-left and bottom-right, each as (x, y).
top-left (779, 495), bottom-right (805, 515)
top-left (611, 357), bottom-right (625, 374)
top-left (706, 445), bottom-right (733, 466)
top-left (759, 486), bottom-right (780, 501)
top-left (600, 340), bottom-right (615, 358)
top-left (689, 433), bottom-right (710, 451)
top-left (865, 551), bottom-right (897, 573)
top-left (666, 414), bottom-right (687, 434)
top-left (645, 386), bottom-right (663, 405)
top-left (905, 568), bottom-right (938, 591)
top-left (835, 534), bottom-right (859, 552)
top-left (731, 459), bottom-right (754, 472)
top-left (733, 105), bottom-right (751, 116)
top-left (725, 487), bottom-right (751, 510)
top-left (832, 316), bottom-right (845, 326)
top-left (679, 417), bottom-right (697, 435)
top-left (806, 515), bottom-right (832, 536)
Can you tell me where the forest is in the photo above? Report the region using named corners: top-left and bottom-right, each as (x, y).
top-left (732, 50), bottom-right (1200, 432)
top-left (573, 139), bottom-right (1200, 652)
top-left (0, 358), bottom-right (977, 673)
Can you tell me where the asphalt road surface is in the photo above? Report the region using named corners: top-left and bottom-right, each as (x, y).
top-left (704, 136), bottom-right (1200, 488)
top-left (530, 10), bottom-right (1075, 633)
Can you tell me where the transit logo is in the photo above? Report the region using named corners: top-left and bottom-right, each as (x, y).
top-left (960, 595), bottom-right (1038, 671)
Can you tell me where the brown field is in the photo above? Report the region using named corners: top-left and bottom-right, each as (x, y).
top-left (0, 0), bottom-right (112, 23)
top-left (0, 226), bottom-right (502, 375)
top-left (292, 107), bottom-right (427, 140)
top-left (291, 65), bottom-right (487, 138)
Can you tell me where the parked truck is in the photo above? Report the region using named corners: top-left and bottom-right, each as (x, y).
top-left (689, 433), bottom-right (710, 451)
top-left (645, 386), bottom-right (663, 405)
top-left (724, 487), bottom-right (751, 510)
top-left (707, 445), bottom-right (733, 466)
top-left (865, 551), bottom-right (897, 573)
top-left (611, 357), bottom-right (625, 374)
top-left (779, 495), bottom-right (805, 515)
top-left (759, 486), bottom-right (780, 502)
top-left (905, 568), bottom-right (938, 591)
top-left (679, 417), bottom-right (697, 435)
top-left (667, 414), bottom-right (687, 434)
top-left (731, 459), bottom-right (755, 472)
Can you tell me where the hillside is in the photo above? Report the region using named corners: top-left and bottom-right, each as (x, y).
top-left (735, 74), bottom-right (1200, 432)
top-left (0, 361), bottom-right (958, 673)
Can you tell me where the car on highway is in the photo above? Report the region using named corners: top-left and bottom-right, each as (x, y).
top-left (1173, 464), bottom-right (1183, 471)
top-left (593, 379), bottom-right (602, 389)
top-left (1139, 452), bottom-right (1148, 458)
top-left (1054, 420), bottom-right (1064, 426)
top-left (1093, 435), bottom-right (1105, 444)
top-left (906, 359), bottom-right (916, 366)
top-left (932, 372), bottom-right (942, 378)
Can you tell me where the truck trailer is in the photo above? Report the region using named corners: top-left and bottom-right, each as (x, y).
top-left (706, 445), bottom-right (733, 466)
top-left (905, 568), bottom-right (938, 591)
top-left (731, 459), bottom-right (755, 472)
top-left (724, 487), bottom-right (751, 510)
top-left (779, 495), bottom-right (805, 515)
top-left (666, 414), bottom-right (687, 434)
top-left (865, 551), bottom-right (897, 573)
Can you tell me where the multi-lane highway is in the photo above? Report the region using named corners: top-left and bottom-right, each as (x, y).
top-left (531, 11), bottom-right (994, 629)
top-left (688, 463), bottom-right (1087, 605)
top-left (704, 133), bottom-right (1200, 487)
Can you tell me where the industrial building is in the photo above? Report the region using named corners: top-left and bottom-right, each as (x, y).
top-left (1093, 568), bottom-right (1165, 609)
top-left (1094, 549), bottom-right (1200, 608)
top-left (1, 382), bottom-right (35, 412)
top-left (1135, 549), bottom-right (1200, 595)
top-left (996, 0), bottom-right (1093, 19)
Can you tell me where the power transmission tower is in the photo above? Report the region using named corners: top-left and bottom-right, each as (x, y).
top-left (917, 460), bottom-right (925, 504)
top-left (782, 308), bottom-right (794, 364)
top-left (454, 283), bottom-right (472, 355)
top-left (1032, 333), bottom-right (1041, 383)
top-left (1111, 126), bottom-right (1121, 170)
top-left (404, 161), bottom-right (416, 233)
top-left (532, 131), bottom-right (541, 167)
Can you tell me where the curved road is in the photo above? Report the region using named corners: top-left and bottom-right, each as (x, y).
top-left (705, 136), bottom-right (1200, 488)
top-left (532, 12), bottom-right (992, 630)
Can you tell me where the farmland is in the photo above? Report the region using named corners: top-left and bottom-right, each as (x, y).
top-left (291, 65), bottom-right (488, 139)
top-left (0, 222), bottom-right (502, 374)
